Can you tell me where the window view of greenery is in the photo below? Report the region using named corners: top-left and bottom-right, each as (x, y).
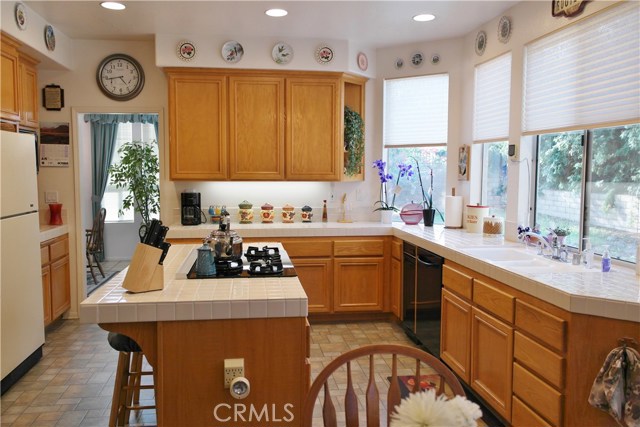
top-left (535, 125), bottom-right (639, 263)
top-left (385, 147), bottom-right (447, 224)
top-left (481, 142), bottom-right (508, 219)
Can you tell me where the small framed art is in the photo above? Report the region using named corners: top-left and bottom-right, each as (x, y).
top-left (42, 84), bottom-right (64, 110)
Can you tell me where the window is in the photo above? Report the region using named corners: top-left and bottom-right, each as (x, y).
top-left (102, 122), bottom-right (158, 222)
top-left (481, 142), bottom-right (508, 218)
top-left (534, 124), bottom-right (639, 263)
top-left (383, 74), bottom-right (449, 222)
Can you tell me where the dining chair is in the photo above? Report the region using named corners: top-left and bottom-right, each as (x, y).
top-left (86, 207), bottom-right (106, 284)
top-left (302, 343), bottom-right (466, 427)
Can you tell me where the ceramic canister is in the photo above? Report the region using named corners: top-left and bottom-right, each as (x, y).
top-left (301, 205), bottom-right (313, 222)
top-left (260, 203), bottom-right (275, 223)
top-left (238, 200), bottom-right (253, 224)
top-left (465, 204), bottom-right (490, 233)
top-left (281, 204), bottom-right (295, 223)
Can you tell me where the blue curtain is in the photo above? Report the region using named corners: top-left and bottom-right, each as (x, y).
top-left (83, 113), bottom-right (159, 220)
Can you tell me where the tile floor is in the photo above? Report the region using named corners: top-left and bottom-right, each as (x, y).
top-left (86, 261), bottom-right (129, 296)
top-left (1, 319), bottom-right (494, 426)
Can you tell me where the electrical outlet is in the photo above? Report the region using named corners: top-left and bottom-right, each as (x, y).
top-left (355, 189), bottom-right (363, 201)
top-left (45, 191), bottom-right (58, 204)
top-left (224, 358), bottom-right (244, 389)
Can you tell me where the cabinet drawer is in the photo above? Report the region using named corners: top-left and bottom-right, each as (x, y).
top-left (391, 239), bottom-right (402, 260)
top-left (513, 362), bottom-right (562, 427)
top-left (515, 300), bottom-right (566, 353)
top-left (442, 264), bottom-right (473, 300)
top-left (514, 332), bottom-right (564, 389)
top-left (49, 237), bottom-right (69, 262)
top-left (283, 240), bottom-right (332, 257)
top-left (40, 245), bottom-right (49, 266)
top-left (473, 279), bottom-right (515, 323)
top-left (333, 239), bottom-right (384, 257)
top-left (512, 395), bottom-right (554, 427)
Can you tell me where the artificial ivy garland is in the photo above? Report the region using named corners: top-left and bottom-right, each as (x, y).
top-left (344, 106), bottom-right (365, 176)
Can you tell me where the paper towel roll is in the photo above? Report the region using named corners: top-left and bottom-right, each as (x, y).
top-left (444, 196), bottom-right (463, 228)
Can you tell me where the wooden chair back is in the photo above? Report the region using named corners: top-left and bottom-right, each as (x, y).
top-left (87, 207), bottom-right (106, 253)
top-left (302, 344), bottom-right (465, 427)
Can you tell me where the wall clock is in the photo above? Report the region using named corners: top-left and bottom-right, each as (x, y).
top-left (96, 53), bottom-right (145, 101)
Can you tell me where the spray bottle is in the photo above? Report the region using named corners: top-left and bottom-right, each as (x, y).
top-left (582, 238), bottom-right (594, 269)
top-left (601, 245), bottom-right (611, 272)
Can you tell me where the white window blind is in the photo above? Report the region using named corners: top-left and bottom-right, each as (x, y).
top-left (383, 74), bottom-right (449, 147)
top-left (473, 52), bottom-right (512, 143)
top-left (522, 2), bottom-right (640, 134)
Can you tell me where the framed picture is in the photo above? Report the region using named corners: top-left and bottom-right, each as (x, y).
top-left (458, 145), bottom-right (470, 181)
top-left (42, 84), bottom-right (64, 110)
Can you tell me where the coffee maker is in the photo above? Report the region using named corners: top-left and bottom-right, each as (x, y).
top-left (181, 192), bottom-right (202, 225)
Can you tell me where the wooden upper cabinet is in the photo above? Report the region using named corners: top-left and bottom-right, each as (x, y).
top-left (1, 34), bottom-right (21, 123)
top-left (168, 72), bottom-right (227, 180)
top-left (229, 76), bottom-right (285, 180)
top-left (19, 53), bottom-right (39, 129)
top-left (286, 76), bottom-right (341, 181)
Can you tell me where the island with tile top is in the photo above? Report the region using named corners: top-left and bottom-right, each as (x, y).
top-left (80, 243), bottom-right (309, 427)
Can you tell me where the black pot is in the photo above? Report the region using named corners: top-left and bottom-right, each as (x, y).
top-left (423, 208), bottom-right (436, 226)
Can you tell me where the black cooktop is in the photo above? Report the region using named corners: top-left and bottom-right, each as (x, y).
top-left (187, 245), bottom-right (297, 279)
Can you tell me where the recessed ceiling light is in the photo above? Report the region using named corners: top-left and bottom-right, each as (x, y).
top-left (101, 2), bottom-right (126, 10)
top-left (265, 8), bottom-right (288, 17)
top-left (413, 14), bottom-right (436, 22)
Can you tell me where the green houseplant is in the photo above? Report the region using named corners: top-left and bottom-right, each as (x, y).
top-left (109, 140), bottom-right (160, 241)
top-left (344, 106), bottom-right (365, 176)
top-left (411, 156), bottom-right (444, 226)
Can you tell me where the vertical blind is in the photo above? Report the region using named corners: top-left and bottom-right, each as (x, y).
top-left (473, 52), bottom-right (512, 143)
top-left (522, 2), bottom-right (640, 134)
top-left (383, 74), bottom-right (449, 146)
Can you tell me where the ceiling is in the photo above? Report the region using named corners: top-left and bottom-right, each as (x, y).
top-left (25, 1), bottom-right (519, 49)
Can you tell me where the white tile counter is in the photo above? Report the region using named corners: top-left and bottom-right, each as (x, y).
top-left (168, 221), bottom-right (640, 322)
top-left (39, 224), bottom-right (68, 242)
top-left (80, 243), bottom-right (308, 324)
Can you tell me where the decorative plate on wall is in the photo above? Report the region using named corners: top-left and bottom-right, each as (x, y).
top-left (44, 25), bottom-right (56, 51)
top-left (272, 42), bottom-right (294, 65)
top-left (177, 40), bottom-right (196, 61)
top-left (475, 30), bottom-right (487, 56)
top-left (395, 58), bottom-right (404, 69)
top-left (357, 52), bottom-right (368, 71)
top-left (431, 54), bottom-right (441, 65)
top-left (315, 45), bottom-right (334, 64)
top-left (410, 51), bottom-right (424, 67)
top-left (15, 3), bottom-right (27, 31)
top-left (498, 16), bottom-right (512, 43)
top-left (221, 41), bottom-right (244, 63)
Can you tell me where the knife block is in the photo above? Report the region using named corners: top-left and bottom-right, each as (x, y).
top-left (123, 243), bottom-right (164, 293)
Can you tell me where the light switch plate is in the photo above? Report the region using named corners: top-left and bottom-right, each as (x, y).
top-left (224, 358), bottom-right (244, 389)
top-left (45, 191), bottom-right (59, 203)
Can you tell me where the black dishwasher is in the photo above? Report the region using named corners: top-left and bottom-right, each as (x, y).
top-left (402, 242), bottom-right (444, 357)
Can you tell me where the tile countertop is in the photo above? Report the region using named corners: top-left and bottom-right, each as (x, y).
top-left (39, 224), bottom-right (69, 242)
top-left (80, 242), bottom-right (308, 324)
top-left (168, 222), bottom-right (639, 322)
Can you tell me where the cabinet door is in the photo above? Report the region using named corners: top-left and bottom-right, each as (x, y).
top-left (333, 257), bottom-right (384, 312)
top-left (1, 39), bottom-right (20, 122)
top-left (286, 77), bottom-right (341, 180)
top-left (441, 288), bottom-right (472, 382)
top-left (229, 76), bottom-right (285, 180)
top-left (168, 73), bottom-right (227, 180)
top-left (19, 55), bottom-right (38, 128)
top-left (292, 257), bottom-right (332, 313)
top-left (42, 266), bottom-right (52, 326)
top-left (471, 306), bottom-right (513, 422)
top-left (390, 257), bottom-right (402, 318)
top-left (50, 255), bottom-right (70, 319)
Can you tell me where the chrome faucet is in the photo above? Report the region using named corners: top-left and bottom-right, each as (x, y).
top-left (519, 231), bottom-right (554, 257)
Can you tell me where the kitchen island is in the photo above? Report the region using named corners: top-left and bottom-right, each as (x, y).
top-left (80, 243), bottom-right (309, 427)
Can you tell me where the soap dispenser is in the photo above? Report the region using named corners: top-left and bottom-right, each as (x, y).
top-left (601, 245), bottom-right (611, 272)
top-left (583, 238), bottom-right (594, 269)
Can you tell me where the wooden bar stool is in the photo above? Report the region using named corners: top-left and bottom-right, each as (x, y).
top-left (108, 332), bottom-right (156, 427)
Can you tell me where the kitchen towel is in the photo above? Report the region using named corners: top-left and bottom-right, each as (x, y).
top-left (444, 196), bottom-right (463, 228)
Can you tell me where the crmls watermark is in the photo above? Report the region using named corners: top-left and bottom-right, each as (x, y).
top-left (213, 403), bottom-right (295, 424)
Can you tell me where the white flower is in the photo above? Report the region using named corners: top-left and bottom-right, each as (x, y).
top-left (390, 390), bottom-right (482, 427)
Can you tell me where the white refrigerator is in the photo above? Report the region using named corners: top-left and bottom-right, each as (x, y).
top-left (0, 130), bottom-right (45, 391)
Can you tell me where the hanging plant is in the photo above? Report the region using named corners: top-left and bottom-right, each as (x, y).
top-left (344, 106), bottom-right (365, 176)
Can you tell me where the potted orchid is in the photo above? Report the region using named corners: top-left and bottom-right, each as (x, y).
top-left (390, 389), bottom-right (482, 427)
top-left (411, 157), bottom-right (444, 226)
top-left (372, 159), bottom-right (414, 222)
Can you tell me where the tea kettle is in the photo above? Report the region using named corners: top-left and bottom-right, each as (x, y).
top-left (207, 213), bottom-right (243, 260)
top-left (195, 241), bottom-right (216, 277)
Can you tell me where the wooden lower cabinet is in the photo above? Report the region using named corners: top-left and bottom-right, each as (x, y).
top-left (470, 306), bottom-right (513, 421)
top-left (390, 256), bottom-right (402, 318)
top-left (512, 395), bottom-right (553, 427)
top-left (333, 257), bottom-right (384, 312)
top-left (291, 257), bottom-right (332, 313)
top-left (440, 288), bottom-right (472, 382)
top-left (41, 235), bottom-right (70, 326)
